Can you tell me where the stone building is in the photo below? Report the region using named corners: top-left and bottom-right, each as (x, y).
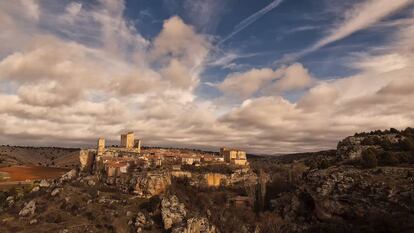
top-left (220, 148), bottom-right (248, 166)
top-left (205, 173), bottom-right (225, 187)
top-left (105, 161), bottom-right (129, 177)
top-left (181, 156), bottom-right (201, 165)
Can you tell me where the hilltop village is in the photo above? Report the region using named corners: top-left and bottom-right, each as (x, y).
top-left (1, 128), bottom-right (413, 233)
top-left (79, 132), bottom-right (256, 198)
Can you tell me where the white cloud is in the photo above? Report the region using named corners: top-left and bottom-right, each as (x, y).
top-left (217, 63), bottom-right (314, 99)
top-left (315, 0), bottom-right (411, 50)
top-left (150, 16), bottom-right (210, 89)
top-left (280, 0), bottom-right (413, 62)
top-left (160, 59), bottom-right (195, 89)
top-left (217, 8), bottom-right (414, 153)
top-left (218, 68), bottom-right (281, 98)
top-left (20, 0), bottom-right (40, 21)
top-left (351, 53), bottom-right (410, 73)
top-left (264, 63), bottom-right (314, 93)
top-left (65, 2), bottom-right (82, 16)
top-left (150, 16), bottom-right (209, 67)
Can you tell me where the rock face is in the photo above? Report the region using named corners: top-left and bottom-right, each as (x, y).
top-left (225, 168), bottom-right (258, 186)
top-left (272, 166), bottom-right (414, 228)
top-left (336, 136), bottom-right (366, 160)
top-left (134, 172), bottom-right (171, 198)
top-left (186, 168), bottom-right (257, 188)
top-left (172, 217), bottom-right (218, 233)
top-left (161, 195), bottom-right (187, 230)
top-left (79, 149), bottom-right (95, 173)
top-left (336, 134), bottom-right (401, 160)
top-left (19, 200), bottom-right (36, 216)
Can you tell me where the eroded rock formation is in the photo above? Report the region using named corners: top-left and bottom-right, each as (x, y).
top-left (134, 172), bottom-right (171, 198)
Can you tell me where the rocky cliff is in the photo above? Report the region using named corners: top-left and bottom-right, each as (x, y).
top-left (336, 133), bottom-right (402, 161)
top-left (134, 172), bottom-right (171, 198)
top-left (271, 165), bottom-right (414, 232)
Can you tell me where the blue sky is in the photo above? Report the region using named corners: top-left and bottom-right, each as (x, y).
top-left (129, 1), bottom-right (390, 72)
top-left (0, 0), bottom-right (413, 153)
top-left (121, 0), bottom-right (412, 101)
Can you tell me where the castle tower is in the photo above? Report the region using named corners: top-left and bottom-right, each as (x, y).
top-left (120, 132), bottom-right (134, 149)
top-left (97, 138), bottom-right (105, 156)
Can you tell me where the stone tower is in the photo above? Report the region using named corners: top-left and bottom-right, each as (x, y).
top-left (121, 132), bottom-right (134, 149)
top-left (97, 138), bottom-right (105, 156)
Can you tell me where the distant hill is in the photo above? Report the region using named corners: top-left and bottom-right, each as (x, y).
top-left (0, 146), bottom-right (80, 169)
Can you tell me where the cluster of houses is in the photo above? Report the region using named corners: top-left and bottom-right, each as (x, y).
top-left (79, 131), bottom-right (249, 178)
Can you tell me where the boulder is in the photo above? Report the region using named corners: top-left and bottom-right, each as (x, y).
top-left (31, 186), bottom-right (40, 193)
top-left (161, 195), bottom-right (187, 230)
top-left (39, 179), bottom-right (50, 188)
top-left (6, 196), bottom-right (14, 207)
top-left (51, 188), bottom-right (61, 197)
top-left (88, 180), bottom-right (96, 186)
top-left (135, 212), bottom-right (146, 227)
top-left (59, 169), bottom-right (77, 183)
top-left (19, 200), bottom-right (36, 216)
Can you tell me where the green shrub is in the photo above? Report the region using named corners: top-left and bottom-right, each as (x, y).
top-left (378, 151), bottom-right (399, 166)
top-left (361, 137), bottom-right (376, 146)
top-left (361, 149), bottom-right (378, 168)
top-left (318, 160), bottom-right (330, 169)
top-left (400, 137), bottom-right (414, 151)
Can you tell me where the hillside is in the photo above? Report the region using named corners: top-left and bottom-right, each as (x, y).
top-left (0, 146), bottom-right (80, 168)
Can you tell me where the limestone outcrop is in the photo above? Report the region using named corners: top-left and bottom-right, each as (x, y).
top-left (271, 166), bottom-right (414, 226)
top-left (336, 134), bottom-right (402, 161)
top-left (79, 149), bottom-right (95, 173)
top-left (161, 195), bottom-right (187, 230)
top-left (19, 200), bottom-right (36, 217)
top-left (59, 169), bottom-right (77, 183)
top-left (134, 172), bottom-right (171, 198)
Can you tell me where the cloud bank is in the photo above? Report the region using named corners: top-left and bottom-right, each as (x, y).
top-left (0, 0), bottom-right (413, 154)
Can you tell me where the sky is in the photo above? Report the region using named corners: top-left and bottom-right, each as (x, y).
top-left (0, 0), bottom-right (414, 154)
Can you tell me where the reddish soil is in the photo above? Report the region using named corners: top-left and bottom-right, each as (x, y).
top-left (0, 166), bottom-right (69, 182)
